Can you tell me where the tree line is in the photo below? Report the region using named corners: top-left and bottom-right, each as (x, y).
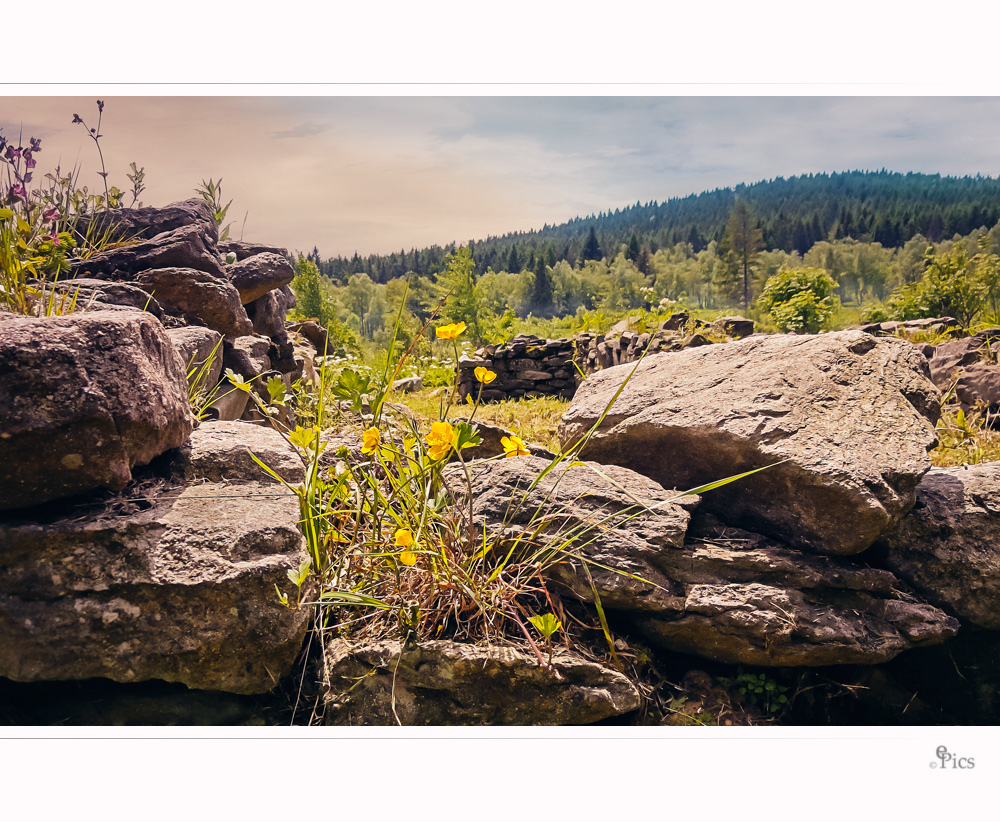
top-left (308, 170), bottom-right (1000, 285)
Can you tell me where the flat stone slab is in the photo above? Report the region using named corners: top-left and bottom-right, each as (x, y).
top-left (324, 639), bottom-right (641, 725)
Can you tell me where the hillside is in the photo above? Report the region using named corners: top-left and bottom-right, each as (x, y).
top-left (314, 170), bottom-right (1000, 283)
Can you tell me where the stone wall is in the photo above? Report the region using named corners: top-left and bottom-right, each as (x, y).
top-left (457, 315), bottom-right (755, 402)
top-left (457, 335), bottom-right (577, 402)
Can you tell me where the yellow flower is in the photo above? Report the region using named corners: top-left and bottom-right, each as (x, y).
top-left (501, 435), bottom-right (529, 458)
top-left (394, 528), bottom-right (414, 547)
top-left (474, 366), bottom-right (497, 384)
top-left (361, 426), bottom-right (380, 455)
top-left (426, 420), bottom-right (456, 461)
top-left (436, 321), bottom-right (467, 340)
top-left (398, 550), bottom-right (418, 566)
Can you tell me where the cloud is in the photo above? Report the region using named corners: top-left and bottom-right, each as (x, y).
top-left (270, 122), bottom-right (329, 139)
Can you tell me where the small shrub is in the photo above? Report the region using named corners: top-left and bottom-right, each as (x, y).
top-left (757, 267), bottom-right (839, 334)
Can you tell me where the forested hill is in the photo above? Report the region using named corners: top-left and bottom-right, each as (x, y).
top-left (312, 170), bottom-right (1000, 284)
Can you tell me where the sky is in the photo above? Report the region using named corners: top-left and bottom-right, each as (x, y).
top-left (4, 95), bottom-right (1000, 259)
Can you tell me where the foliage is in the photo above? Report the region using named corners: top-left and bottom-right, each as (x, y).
top-left (289, 255), bottom-right (362, 357)
top-left (932, 394), bottom-right (1000, 468)
top-left (715, 199), bottom-right (764, 311)
top-left (757, 267), bottom-right (839, 333)
top-left (731, 668), bottom-right (790, 714)
top-left (195, 178), bottom-right (235, 242)
top-left (884, 242), bottom-right (997, 329)
top-left (0, 103), bottom-right (145, 317)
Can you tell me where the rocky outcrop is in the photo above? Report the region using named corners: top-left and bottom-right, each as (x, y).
top-left (559, 331), bottom-right (941, 556)
top-left (0, 420), bottom-right (311, 694)
top-left (878, 462), bottom-right (1000, 629)
top-left (450, 457), bottom-right (958, 667)
top-left (634, 517), bottom-right (958, 667)
top-left (323, 639), bottom-right (641, 725)
top-left (0, 310), bottom-right (194, 511)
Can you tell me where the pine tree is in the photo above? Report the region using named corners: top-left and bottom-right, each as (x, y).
top-left (582, 226), bottom-right (601, 261)
top-left (531, 255), bottom-right (553, 317)
top-left (717, 200), bottom-right (764, 312)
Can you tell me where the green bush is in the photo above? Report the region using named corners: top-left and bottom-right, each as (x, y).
top-left (757, 267), bottom-right (839, 333)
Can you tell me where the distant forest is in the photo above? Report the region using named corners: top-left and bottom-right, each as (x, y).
top-left (308, 170), bottom-right (1000, 284)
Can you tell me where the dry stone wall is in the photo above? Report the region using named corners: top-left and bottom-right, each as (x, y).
top-left (457, 314), bottom-right (755, 402)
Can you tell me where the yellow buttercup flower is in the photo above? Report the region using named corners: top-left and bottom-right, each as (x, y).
top-left (436, 321), bottom-right (467, 340)
top-left (394, 528), bottom-right (414, 547)
top-left (474, 366), bottom-right (497, 384)
top-left (501, 435), bottom-right (529, 457)
top-left (426, 420), bottom-right (456, 461)
top-left (398, 550), bottom-right (418, 566)
top-left (361, 426), bottom-right (380, 455)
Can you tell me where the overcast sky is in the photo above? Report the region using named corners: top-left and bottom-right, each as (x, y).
top-left (3, 95), bottom-right (1000, 259)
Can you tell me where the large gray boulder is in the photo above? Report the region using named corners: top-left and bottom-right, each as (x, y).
top-left (323, 639), bottom-right (641, 725)
top-left (878, 462), bottom-right (1000, 629)
top-left (0, 311), bottom-right (194, 511)
top-left (559, 331), bottom-right (941, 556)
top-left (0, 421), bottom-right (312, 694)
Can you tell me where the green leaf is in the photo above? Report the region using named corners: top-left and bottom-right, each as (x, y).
top-left (528, 612), bottom-right (562, 638)
top-left (288, 425), bottom-right (319, 451)
top-left (266, 375), bottom-right (287, 405)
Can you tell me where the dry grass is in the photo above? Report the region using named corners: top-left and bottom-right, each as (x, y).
top-left (399, 387), bottom-right (570, 452)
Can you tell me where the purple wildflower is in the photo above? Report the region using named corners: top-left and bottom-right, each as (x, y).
top-left (10, 184), bottom-right (26, 200)
top-left (43, 207), bottom-right (59, 222)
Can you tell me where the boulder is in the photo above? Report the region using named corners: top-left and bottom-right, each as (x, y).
top-left (559, 331), bottom-right (941, 556)
top-left (926, 328), bottom-right (1000, 390)
top-left (223, 335), bottom-right (273, 382)
top-left (633, 517), bottom-right (959, 667)
top-left (0, 420), bottom-right (312, 694)
top-left (878, 463), bottom-right (1000, 629)
top-left (49, 278), bottom-right (163, 319)
top-left (288, 321), bottom-right (329, 356)
top-left (166, 326), bottom-right (223, 390)
top-left (170, 420), bottom-right (304, 484)
top-left (710, 315), bottom-right (755, 339)
top-left (219, 240), bottom-right (289, 262)
top-left (132, 267), bottom-right (252, 337)
top-left (0, 311), bottom-right (194, 511)
top-left (76, 199), bottom-right (218, 245)
top-left (72, 223), bottom-right (226, 280)
top-left (323, 639), bottom-right (641, 725)
top-left (227, 252), bottom-right (295, 305)
top-left (391, 375), bottom-right (423, 394)
top-left (247, 289), bottom-right (287, 340)
top-left (446, 455), bottom-right (693, 612)
top-left (449, 457), bottom-right (958, 667)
